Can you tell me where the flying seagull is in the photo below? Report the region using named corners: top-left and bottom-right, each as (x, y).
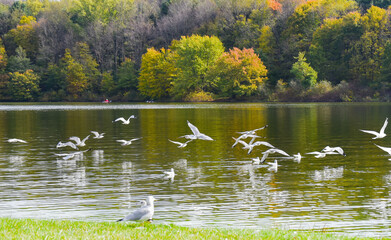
top-left (91, 131), bottom-right (105, 139)
top-left (180, 120), bottom-right (214, 141)
top-left (69, 135), bottom-right (90, 147)
top-left (260, 148), bottom-right (290, 163)
top-left (360, 117), bottom-right (388, 139)
top-left (116, 137), bottom-right (142, 146)
top-left (117, 196), bottom-right (156, 222)
top-left (374, 144), bottom-right (391, 157)
top-left (322, 146), bottom-right (346, 156)
top-left (113, 115), bottom-right (136, 125)
top-left (7, 138), bottom-right (27, 143)
top-left (56, 141), bottom-right (78, 150)
top-left (168, 139), bottom-right (192, 148)
top-left (234, 137), bottom-right (275, 154)
top-left (236, 125), bottom-right (268, 135)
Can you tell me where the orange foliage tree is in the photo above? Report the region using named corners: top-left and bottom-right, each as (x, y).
top-left (209, 47), bottom-right (268, 99)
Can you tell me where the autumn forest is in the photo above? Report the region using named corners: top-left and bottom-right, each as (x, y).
top-left (1, 0), bottom-right (391, 102)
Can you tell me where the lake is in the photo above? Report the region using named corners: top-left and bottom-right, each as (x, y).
top-left (1, 102), bottom-right (391, 237)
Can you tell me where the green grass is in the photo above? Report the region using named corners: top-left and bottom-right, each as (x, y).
top-left (0, 218), bottom-right (374, 240)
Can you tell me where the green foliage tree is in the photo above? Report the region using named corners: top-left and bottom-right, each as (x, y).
top-left (0, 37), bottom-right (9, 100)
top-left (356, 0), bottom-right (391, 10)
top-left (349, 6), bottom-right (390, 86)
top-left (40, 63), bottom-right (65, 92)
top-left (60, 49), bottom-right (88, 98)
top-left (116, 58), bottom-right (138, 93)
top-left (278, 0), bottom-right (358, 82)
top-left (138, 48), bottom-right (177, 100)
top-left (8, 69), bottom-right (40, 101)
top-left (309, 12), bottom-right (363, 84)
top-left (209, 47), bottom-right (268, 99)
top-left (171, 35), bottom-right (224, 99)
top-left (290, 52), bottom-right (318, 89)
top-left (5, 15), bottom-right (39, 61)
top-left (0, 37), bottom-right (7, 71)
top-left (6, 46), bottom-right (32, 73)
top-left (73, 42), bottom-right (100, 92)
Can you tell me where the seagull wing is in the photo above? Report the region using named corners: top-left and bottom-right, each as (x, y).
top-left (274, 148), bottom-right (290, 156)
top-left (375, 144), bottom-right (391, 155)
top-left (380, 118), bottom-right (388, 135)
top-left (64, 141), bottom-right (78, 150)
top-left (187, 120), bottom-right (201, 136)
top-left (69, 136), bottom-right (82, 145)
top-left (306, 151), bottom-right (322, 155)
top-left (168, 139), bottom-right (183, 146)
top-left (253, 141), bottom-right (275, 148)
top-left (360, 129), bottom-right (380, 137)
top-left (123, 206), bottom-right (150, 221)
top-left (91, 131), bottom-right (99, 138)
top-left (81, 135), bottom-right (90, 143)
top-left (114, 117), bottom-right (126, 123)
top-left (130, 137), bottom-right (142, 142)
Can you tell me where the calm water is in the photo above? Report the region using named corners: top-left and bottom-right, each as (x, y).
top-left (1, 102), bottom-right (391, 237)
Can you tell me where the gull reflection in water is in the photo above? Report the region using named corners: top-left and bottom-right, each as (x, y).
top-left (312, 166), bottom-right (344, 182)
top-left (62, 166), bottom-right (87, 187)
top-left (92, 150), bottom-right (104, 166)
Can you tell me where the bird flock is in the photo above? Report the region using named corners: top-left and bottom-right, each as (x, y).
top-left (5, 114), bottom-right (391, 223)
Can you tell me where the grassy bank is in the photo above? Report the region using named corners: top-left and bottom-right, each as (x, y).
top-left (0, 218), bottom-right (371, 240)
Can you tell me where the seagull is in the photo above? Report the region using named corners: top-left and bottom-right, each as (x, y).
top-left (113, 115), bottom-right (136, 125)
top-left (116, 137), bottom-right (142, 146)
top-left (232, 134), bottom-right (260, 148)
top-left (252, 157), bottom-right (261, 164)
top-left (56, 141), bottom-right (78, 150)
top-left (322, 146), bottom-right (346, 156)
top-left (117, 196), bottom-right (156, 222)
top-left (374, 144), bottom-right (391, 156)
top-left (293, 153), bottom-right (302, 162)
top-left (360, 117), bottom-right (388, 139)
top-left (168, 139), bottom-right (192, 148)
top-left (91, 131), bottom-right (105, 139)
top-left (267, 160), bottom-right (278, 172)
top-left (7, 138), bottom-right (27, 143)
top-left (236, 125), bottom-right (268, 135)
top-left (164, 168), bottom-right (175, 179)
top-left (260, 148), bottom-right (290, 163)
top-left (180, 120), bottom-right (214, 141)
top-left (69, 135), bottom-right (90, 147)
top-left (234, 137), bottom-right (275, 154)
top-left (306, 151), bottom-right (338, 158)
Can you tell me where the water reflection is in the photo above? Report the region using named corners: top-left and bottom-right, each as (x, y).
top-left (2, 103), bottom-right (391, 237)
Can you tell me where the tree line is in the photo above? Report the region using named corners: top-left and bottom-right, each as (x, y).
top-left (0, 0), bottom-right (391, 102)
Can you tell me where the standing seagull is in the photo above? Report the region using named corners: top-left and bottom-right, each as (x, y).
top-left (180, 121), bottom-right (214, 141)
top-left (360, 117), bottom-right (388, 139)
top-left (116, 137), bottom-right (142, 146)
top-left (113, 115), bottom-right (136, 125)
top-left (117, 196), bottom-right (156, 222)
top-left (7, 138), bottom-right (27, 143)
